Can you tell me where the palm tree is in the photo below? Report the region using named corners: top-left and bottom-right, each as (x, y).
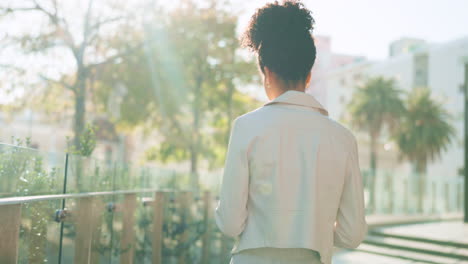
top-left (348, 77), bottom-right (405, 213)
top-left (395, 88), bottom-right (455, 213)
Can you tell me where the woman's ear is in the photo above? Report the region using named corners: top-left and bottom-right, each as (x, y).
top-left (264, 66), bottom-right (272, 88)
top-left (264, 66), bottom-right (272, 80)
top-left (305, 71), bottom-right (312, 87)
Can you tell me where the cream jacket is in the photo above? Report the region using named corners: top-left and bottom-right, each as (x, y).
top-left (215, 90), bottom-right (367, 264)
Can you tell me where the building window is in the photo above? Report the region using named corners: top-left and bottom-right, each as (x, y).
top-left (413, 53), bottom-right (428, 87)
top-left (339, 95), bottom-right (345, 104)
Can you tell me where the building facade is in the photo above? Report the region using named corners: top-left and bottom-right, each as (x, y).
top-left (307, 36), bottom-right (467, 213)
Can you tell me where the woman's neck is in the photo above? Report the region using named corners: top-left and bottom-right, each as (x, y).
top-left (268, 82), bottom-right (306, 100)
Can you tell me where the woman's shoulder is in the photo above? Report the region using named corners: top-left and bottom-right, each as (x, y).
top-left (234, 106), bottom-right (269, 124)
top-left (322, 118), bottom-right (358, 151)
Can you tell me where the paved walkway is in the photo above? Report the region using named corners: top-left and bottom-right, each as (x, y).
top-left (331, 214), bottom-right (468, 264)
top-left (375, 221), bottom-right (468, 245)
top-left (366, 213), bottom-right (463, 228)
top-left (333, 250), bottom-right (427, 264)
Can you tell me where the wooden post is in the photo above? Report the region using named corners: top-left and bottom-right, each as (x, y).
top-left (152, 191), bottom-right (165, 264)
top-left (178, 192), bottom-right (192, 264)
top-left (0, 204), bottom-right (22, 264)
top-left (90, 199), bottom-right (104, 264)
top-left (74, 197), bottom-right (97, 264)
top-left (201, 191), bottom-right (212, 264)
top-left (120, 194), bottom-right (137, 264)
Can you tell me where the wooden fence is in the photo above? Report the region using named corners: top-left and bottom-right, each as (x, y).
top-left (0, 189), bottom-right (225, 264)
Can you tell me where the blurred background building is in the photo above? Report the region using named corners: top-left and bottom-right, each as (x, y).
top-left (307, 35), bottom-right (467, 213)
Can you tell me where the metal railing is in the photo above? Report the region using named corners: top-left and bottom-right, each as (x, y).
top-left (0, 143), bottom-right (229, 264)
top-left (0, 189), bottom-right (225, 264)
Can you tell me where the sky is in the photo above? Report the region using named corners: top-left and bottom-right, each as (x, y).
top-left (3, 0), bottom-right (468, 60)
top-left (2, 0), bottom-right (468, 99)
top-left (235, 0), bottom-right (468, 59)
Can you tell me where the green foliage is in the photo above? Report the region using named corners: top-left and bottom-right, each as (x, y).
top-left (93, 0), bottom-right (260, 187)
top-left (146, 142), bottom-right (189, 164)
top-left (2, 1), bottom-right (260, 186)
top-left (134, 192), bottom-right (232, 263)
top-left (347, 77), bottom-right (405, 137)
top-left (347, 76), bottom-right (405, 213)
top-left (0, 137), bottom-right (60, 197)
top-left (145, 0), bottom-right (258, 171)
top-left (1, 0), bottom-right (143, 152)
top-left (393, 87), bottom-right (455, 212)
top-left (66, 123), bottom-right (97, 157)
top-left (347, 78), bottom-right (457, 213)
top-left (0, 139), bottom-right (231, 262)
top-left (395, 87), bottom-right (455, 173)
top-left (1, 0), bottom-right (261, 257)
top-left (0, 138), bottom-right (59, 263)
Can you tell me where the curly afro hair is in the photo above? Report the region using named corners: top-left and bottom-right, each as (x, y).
top-left (241, 0), bottom-right (316, 83)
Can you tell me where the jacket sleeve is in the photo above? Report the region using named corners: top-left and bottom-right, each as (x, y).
top-left (333, 137), bottom-right (368, 248)
top-left (215, 117), bottom-right (249, 237)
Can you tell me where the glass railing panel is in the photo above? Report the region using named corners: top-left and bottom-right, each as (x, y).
top-left (66, 154), bottom-right (115, 193)
top-left (0, 144), bottom-right (65, 198)
top-left (17, 199), bottom-right (63, 264)
top-left (58, 195), bottom-right (114, 263)
top-left (370, 167), bottom-right (465, 216)
top-left (134, 192), bottom-right (154, 264)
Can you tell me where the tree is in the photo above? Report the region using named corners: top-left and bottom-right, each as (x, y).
top-left (0, 0), bottom-right (141, 149)
top-left (162, 0), bottom-right (259, 189)
top-left (100, 0), bottom-right (259, 190)
top-left (0, 0), bottom-right (145, 190)
top-left (347, 77), bottom-right (405, 213)
top-left (395, 87), bottom-right (455, 213)
top-left (1, 0), bottom-right (259, 190)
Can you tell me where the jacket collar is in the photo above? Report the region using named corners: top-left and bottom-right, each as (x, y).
top-left (264, 90), bottom-right (329, 116)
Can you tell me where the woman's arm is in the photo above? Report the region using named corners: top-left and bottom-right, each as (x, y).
top-left (333, 137), bottom-right (368, 248)
top-left (215, 117), bottom-right (250, 237)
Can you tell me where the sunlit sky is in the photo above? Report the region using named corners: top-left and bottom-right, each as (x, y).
top-left (3, 0), bottom-right (468, 60)
top-left (2, 0), bottom-right (468, 99)
top-left (235, 0), bottom-right (468, 59)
